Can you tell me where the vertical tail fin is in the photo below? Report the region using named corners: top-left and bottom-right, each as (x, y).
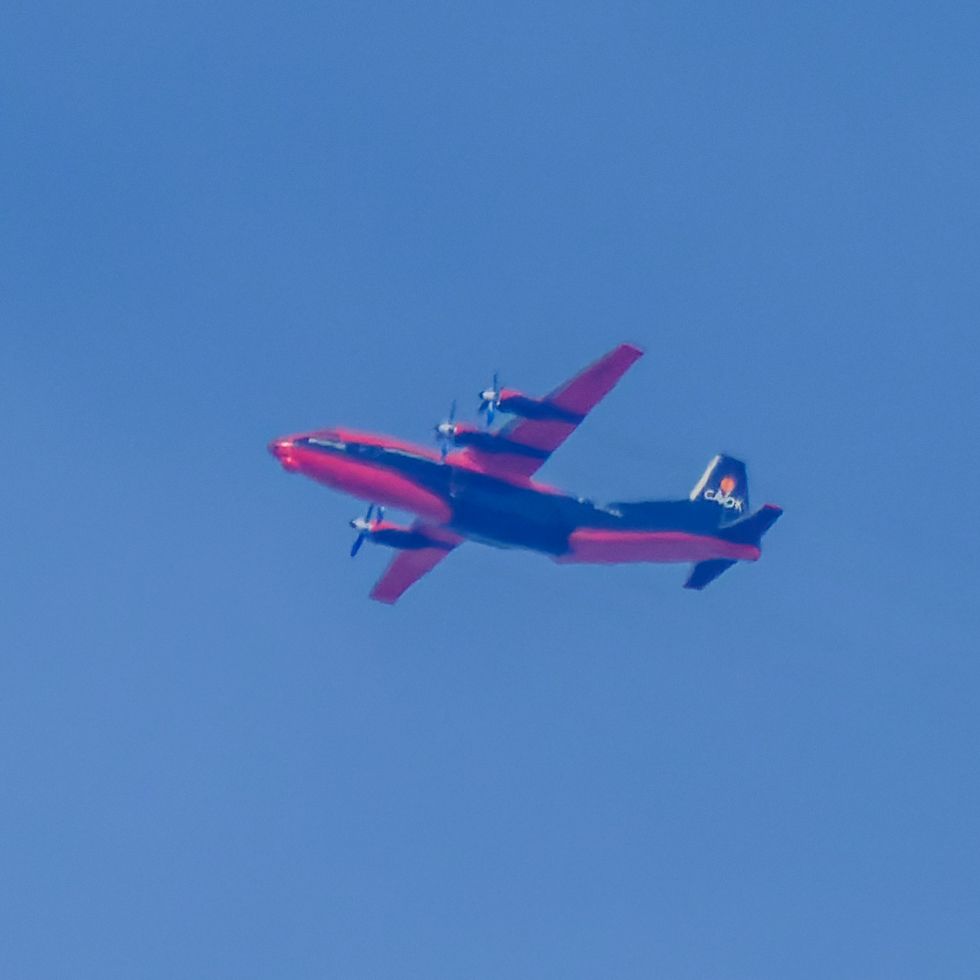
top-left (690, 454), bottom-right (749, 522)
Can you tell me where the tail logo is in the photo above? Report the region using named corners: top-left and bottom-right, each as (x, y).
top-left (704, 474), bottom-right (744, 512)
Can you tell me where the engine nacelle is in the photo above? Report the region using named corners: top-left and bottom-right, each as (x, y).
top-left (444, 426), bottom-right (550, 462)
top-left (491, 390), bottom-right (585, 424)
top-left (369, 522), bottom-right (452, 552)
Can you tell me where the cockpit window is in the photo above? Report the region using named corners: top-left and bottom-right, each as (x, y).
top-left (305, 435), bottom-right (347, 452)
top-left (299, 436), bottom-right (436, 464)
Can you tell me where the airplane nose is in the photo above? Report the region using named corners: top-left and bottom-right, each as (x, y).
top-left (269, 438), bottom-right (300, 471)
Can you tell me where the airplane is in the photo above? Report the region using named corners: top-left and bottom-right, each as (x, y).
top-left (268, 343), bottom-right (782, 603)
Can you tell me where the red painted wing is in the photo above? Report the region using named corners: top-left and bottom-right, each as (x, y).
top-left (369, 524), bottom-right (462, 604)
top-left (461, 343), bottom-right (644, 480)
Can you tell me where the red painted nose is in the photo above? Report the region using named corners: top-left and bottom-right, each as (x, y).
top-left (268, 438), bottom-right (298, 469)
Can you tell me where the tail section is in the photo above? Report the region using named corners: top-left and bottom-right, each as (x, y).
top-left (721, 503), bottom-right (784, 546)
top-left (684, 456), bottom-right (781, 591)
top-left (684, 504), bottom-right (783, 590)
top-left (690, 454), bottom-right (749, 522)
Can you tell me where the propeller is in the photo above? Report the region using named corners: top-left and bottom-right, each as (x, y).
top-left (434, 399), bottom-right (458, 460)
top-left (349, 503), bottom-right (384, 557)
top-left (478, 372), bottom-right (501, 426)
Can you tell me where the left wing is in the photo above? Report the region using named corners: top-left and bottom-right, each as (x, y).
top-left (459, 343), bottom-right (644, 481)
top-left (369, 524), bottom-right (462, 604)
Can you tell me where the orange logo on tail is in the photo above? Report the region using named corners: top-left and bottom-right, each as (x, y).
top-left (704, 474), bottom-right (744, 512)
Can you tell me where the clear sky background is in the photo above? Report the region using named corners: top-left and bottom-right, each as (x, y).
top-left (3, 3), bottom-right (979, 977)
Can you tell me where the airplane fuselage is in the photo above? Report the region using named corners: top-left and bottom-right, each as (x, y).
top-left (269, 429), bottom-right (760, 565)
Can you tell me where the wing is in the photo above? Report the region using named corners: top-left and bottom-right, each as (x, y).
top-left (460, 343), bottom-right (644, 480)
top-left (369, 524), bottom-right (462, 604)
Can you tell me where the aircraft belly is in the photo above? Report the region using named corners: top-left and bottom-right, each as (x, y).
top-left (557, 529), bottom-right (760, 564)
top-left (448, 480), bottom-right (574, 554)
top-left (449, 505), bottom-right (572, 554)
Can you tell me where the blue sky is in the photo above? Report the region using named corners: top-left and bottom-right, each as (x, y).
top-left (3, 3), bottom-right (979, 977)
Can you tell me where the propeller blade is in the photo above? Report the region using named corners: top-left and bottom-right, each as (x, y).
top-left (436, 400), bottom-right (457, 460)
top-left (479, 372), bottom-right (500, 427)
top-left (350, 502), bottom-right (379, 555)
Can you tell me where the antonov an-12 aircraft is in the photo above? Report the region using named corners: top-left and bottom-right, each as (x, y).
top-left (269, 344), bottom-right (782, 603)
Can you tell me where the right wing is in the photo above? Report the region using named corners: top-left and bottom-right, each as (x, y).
top-left (458, 343), bottom-right (644, 481)
top-left (369, 524), bottom-right (462, 604)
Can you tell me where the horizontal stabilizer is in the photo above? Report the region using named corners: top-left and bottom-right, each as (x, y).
top-left (720, 504), bottom-right (783, 545)
top-left (684, 559), bottom-right (736, 590)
